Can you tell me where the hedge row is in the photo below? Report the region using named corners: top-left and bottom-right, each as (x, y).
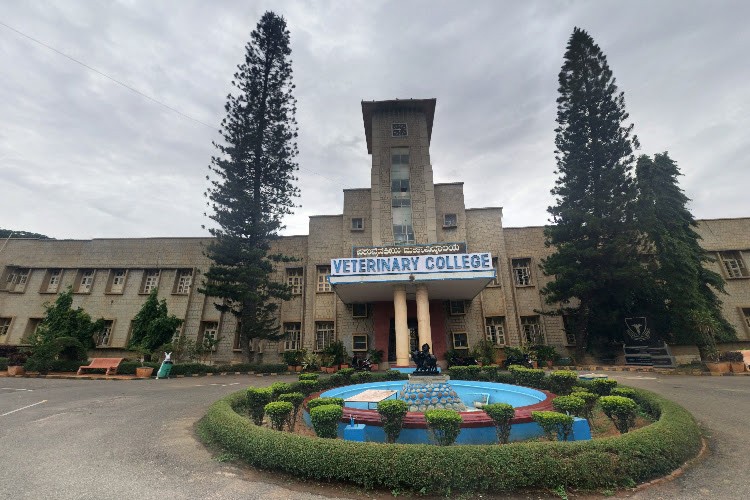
top-left (0, 357), bottom-right (8, 371)
top-left (15, 359), bottom-right (288, 376)
top-left (198, 387), bottom-right (702, 494)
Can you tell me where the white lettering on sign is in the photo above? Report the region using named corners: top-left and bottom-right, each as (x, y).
top-left (331, 253), bottom-right (492, 276)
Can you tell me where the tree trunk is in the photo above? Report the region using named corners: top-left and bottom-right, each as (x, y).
top-left (574, 302), bottom-right (590, 362)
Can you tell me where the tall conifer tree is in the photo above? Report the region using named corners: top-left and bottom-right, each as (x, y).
top-left (635, 152), bottom-right (735, 346)
top-left (542, 28), bottom-right (648, 358)
top-left (202, 12), bottom-right (299, 362)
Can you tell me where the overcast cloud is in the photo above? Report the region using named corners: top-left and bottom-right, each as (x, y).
top-left (1, 0), bottom-right (748, 239)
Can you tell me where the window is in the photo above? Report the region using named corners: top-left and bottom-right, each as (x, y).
top-left (352, 303), bottom-right (369, 318)
top-left (743, 308), bottom-right (750, 329)
top-left (97, 320), bottom-right (114, 347)
top-left (391, 122), bottom-right (408, 137)
top-left (352, 334), bottom-right (368, 352)
top-left (174, 269), bottom-right (193, 294)
top-left (315, 321), bottom-right (334, 351)
top-left (107, 269), bottom-right (127, 294)
top-left (316, 266), bottom-right (331, 292)
top-left (485, 317), bottom-right (506, 345)
top-left (490, 257), bottom-right (500, 286)
top-left (199, 321), bottom-right (219, 351)
top-left (719, 251), bottom-right (748, 278)
top-left (391, 147), bottom-right (414, 244)
top-left (23, 318), bottom-right (42, 342)
top-left (0, 317), bottom-right (11, 337)
top-left (3, 267), bottom-right (30, 292)
top-left (141, 270), bottom-right (160, 294)
top-left (443, 213), bottom-right (457, 228)
top-left (287, 268), bottom-right (303, 295)
top-left (284, 322), bottom-right (301, 351)
top-left (351, 217), bottom-right (364, 231)
top-left (562, 315), bottom-right (577, 345)
top-left (77, 270), bottom-right (95, 293)
top-left (452, 332), bottom-right (469, 349)
top-left (512, 258), bottom-right (532, 286)
top-left (46, 269), bottom-right (62, 293)
top-left (448, 300), bottom-right (465, 316)
top-left (521, 316), bottom-right (544, 344)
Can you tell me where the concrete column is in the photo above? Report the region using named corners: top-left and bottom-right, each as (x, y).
top-left (416, 284), bottom-right (432, 352)
top-left (394, 286), bottom-right (409, 366)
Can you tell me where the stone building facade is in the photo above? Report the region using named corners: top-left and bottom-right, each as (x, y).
top-left (1, 99), bottom-right (749, 365)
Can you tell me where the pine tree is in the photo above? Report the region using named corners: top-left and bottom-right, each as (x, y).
top-left (201, 12), bottom-right (299, 362)
top-left (635, 152), bottom-right (735, 346)
top-left (542, 28), bottom-right (649, 358)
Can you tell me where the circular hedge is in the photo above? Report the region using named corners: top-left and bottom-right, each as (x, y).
top-left (198, 387), bottom-right (701, 494)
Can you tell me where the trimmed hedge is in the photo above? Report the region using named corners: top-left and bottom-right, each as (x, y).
top-left (0, 357), bottom-right (8, 371)
top-left (310, 404), bottom-right (343, 438)
top-left (599, 396), bottom-right (638, 434)
top-left (483, 403), bottom-right (515, 444)
top-left (532, 411), bottom-right (574, 441)
top-left (298, 373), bottom-right (319, 381)
top-left (264, 401), bottom-right (293, 430)
top-left (590, 378), bottom-right (618, 396)
top-left (199, 386), bottom-right (702, 494)
top-left (447, 365), bottom-right (515, 384)
top-left (552, 395), bottom-right (585, 418)
top-left (548, 370), bottom-right (578, 395)
top-left (277, 392), bottom-right (304, 430)
top-left (377, 399), bottom-right (409, 444)
top-left (307, 397), bottom-right (344, 411)
top-left (424, 409), bottom-right (462, 446)
top-left (508, 365), bottom-right (547, 389)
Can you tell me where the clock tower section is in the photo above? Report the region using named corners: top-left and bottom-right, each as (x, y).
top-left (362, 99), bottom-right (438, 245)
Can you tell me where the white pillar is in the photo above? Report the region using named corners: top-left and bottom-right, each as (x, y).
top-left (394, 286), bottom-right (409, 366)
top-left (416, 284), bottom-right (432, 352)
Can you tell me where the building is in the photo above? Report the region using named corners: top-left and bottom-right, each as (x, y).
top-left (1, 99), bottom-right (749, 365)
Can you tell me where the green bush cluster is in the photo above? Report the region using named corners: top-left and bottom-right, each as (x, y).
top-left (351, 371), bottom-right (374, 384)
top-left (290, 379), bottom-right (320, 396)
top-left (199, 386), bottom-right (702, 494)
top-left (246, 388), bottom-right (272, 425)
top-left (531, 411), bottom-right (574, 441)
top-left (377, 399), bottom-right (409, 443)
top-left (590, 378), bottom-right (618, 396)
top-left (508, 365), bottom-right (547, 389)
top-left (310, 404), bottom-right (343, 438)
top-left (307, 397), bottom-right (344, 411)
top-left (425, 409), bottom-right (462, 446)
top-left (551, 395), bottom-right (585, 417)
top-left (0, 357), bottom-right (8, 371)
top-left (264, 401), bottom-right (293, 430)
top-left (548, 370), bottom-right (578, 395)
top-left (276, 392), bottom-right (304, 430)
top-left (569, 390), bottom-right (599, 422)
top-left (447, 365), bottom-right (515, 384)
top-left (298, 373), bottom-right (319, 381)
top-left (610, 387), bottom-right (637, 399)
top-left (483, 403), bottom-right (515, 444)
top-left (269, 382), bottom-right (293, 400)
top-left (599, 396), bottom-right (638, 433)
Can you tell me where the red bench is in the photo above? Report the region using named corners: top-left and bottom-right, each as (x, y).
top-left (77, 358), bottom-right (124, 376)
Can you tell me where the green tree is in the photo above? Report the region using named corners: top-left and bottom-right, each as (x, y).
top-left (635, 152), bottom-right (735, 344)
top-left (0, 229), bottom-right (49, 239)
top-left (128, 288), bottom-right (183, 355)
top-left (542, 27), bottom-right (649, 358)
top-left (201, 11), bottom-right (299, 362)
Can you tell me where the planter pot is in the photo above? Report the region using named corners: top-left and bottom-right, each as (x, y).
top-left (323, 366), bottom-right (337, 374)
top-left (339, 364), bottom-right (349, 369)
top-left (370, 364), bottom-right (379, 371)
top-left (294, 365), bottom-right (303, 372)
top-left (730, 362), bottom-right (745, 373)
top-left (706, 362), bottom-right (730, 374)
top-left (7, 366), bottom-right (25, 376)
top-left (135, 367), bottom-right (154, 378)
top-left (546, 361), bottom-right (554, 369)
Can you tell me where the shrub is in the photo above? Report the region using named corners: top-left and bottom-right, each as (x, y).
top-left (425, 409), bottom-right (462, 446)
top-left (246, 388), bottom-right (272, 425)
top-left (281, 349), bottom-right (305, 366)
top-left (309, 404), bottom-right (343, 439)
top-left (569, 390), bottom-right (599, 422)
top-left (264, 401), bottom-right (293, 431)
top-left (599, 396), bottom-right (638, 433)
top-left (351, 371), bottom-right (373, 384)
top-left (384, 369), bottom-right (408, 381)
top-left (0, 357), bottom-right (8, 371)
top-left (199, 386), bottom-right (702, 494)
top-left (548, 370), bottom-right (578, 395)
top-left (719, 351), bottom-right (743, 362)
top-left (610, 387), bottom-right (637, 399)
top-left (251, 363), bottom-right (287, 374)
top-left (508, 365), bottom-right (546, 389)
top-left (590, 378), bottom-right (618, 396)
top-left (290, 379), bottom-right (319, 396)
top-left (483, 403), bottom-right (515, 444)
top-left (298, 373), bottom-right (319, 381)
top-left (377, 399), bottom-right (409, 444)
top-left (269, 382), bottom-right (293, 400)
top-left (337, 367), bottom-right (355, 380)
top-left (307, 397), bottom-right (344, 411)
top-left (276, 392), bottom-right (304, 430)
top-left (447, 365), bottom-right (484, 381)
top-left (531, 411), bottom-right (574, 441)
top-left (551, 395), bottom-right (585, 417)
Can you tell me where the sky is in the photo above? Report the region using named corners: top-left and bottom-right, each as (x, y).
top-left (1, 0), bottom-right (748, 240)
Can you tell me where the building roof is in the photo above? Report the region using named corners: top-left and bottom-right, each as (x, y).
top-left (361, 98), bottom-right (436, 154)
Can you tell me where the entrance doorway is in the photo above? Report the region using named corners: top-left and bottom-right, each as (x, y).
top-left (388, 317), bottom-right (418, 363)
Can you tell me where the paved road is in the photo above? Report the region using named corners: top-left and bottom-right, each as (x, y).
top-left (0, 373), bottom-right (747, 499)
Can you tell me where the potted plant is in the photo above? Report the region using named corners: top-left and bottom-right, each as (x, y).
top-left (323, 340), bottom-right (348, 369)
top-left (132, 347), bottom-right (154, 378)
top-left (531, 345), bottom-right (559, 368)
top-left (7, 352), bottom-right (27, 376)
top-left (703, 346), bottom-right (728, 374)
top-left (301, 351), bottom-right (320, 372)
top-left (320, 354), bottom-right (337, 373)
top-left (722, 351), bottom-right (745, 373)
top-left (368, 348), bottom-right (384, 371)
top-left (282, 349), bottom-right (306, 372)
top-left (472, 339), bottom-right (498, 366)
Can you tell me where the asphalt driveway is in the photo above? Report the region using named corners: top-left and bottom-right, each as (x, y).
top-left (0, 372), bottom-right (747, 499)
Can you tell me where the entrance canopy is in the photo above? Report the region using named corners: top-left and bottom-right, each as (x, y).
top-left (329, 252), bottom-right (495, 303)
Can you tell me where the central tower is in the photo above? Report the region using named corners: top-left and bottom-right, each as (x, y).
top-left (362, 99), bottom-right (438, 246)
